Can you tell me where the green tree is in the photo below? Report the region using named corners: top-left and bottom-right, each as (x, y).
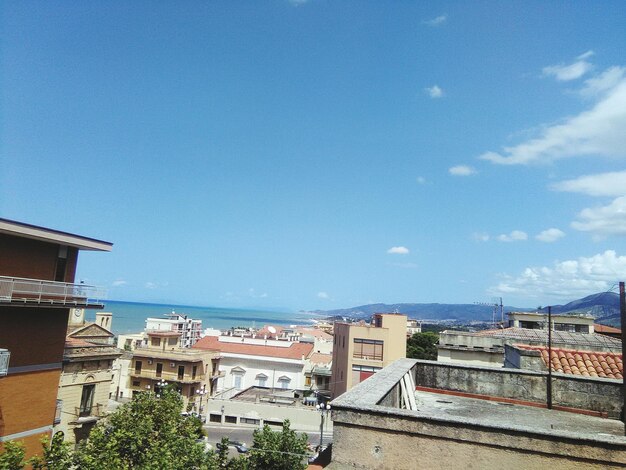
top-left (73, 388), bottom-right (217, 469)
top-left (406, 331), bottom-right (439, 360)
top-left (0, 441), bottom-right (25, 470)
top-left (247, 420), bottom-right (308, 470)
top-left (29, 434), bottom-right (73, 470)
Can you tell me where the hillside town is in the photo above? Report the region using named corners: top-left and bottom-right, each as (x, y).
top-left (1, 218), bottom-right (625, 468)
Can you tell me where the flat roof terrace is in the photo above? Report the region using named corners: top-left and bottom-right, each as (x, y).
top-left (329, 358), bottom-right (626, 469)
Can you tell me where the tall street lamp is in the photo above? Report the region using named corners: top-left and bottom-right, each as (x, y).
top-left (196, 385), bottom-right (207, 414)
top-left (315, 403), bottom-right (331, 451)
top-left (156, 379), bottom-right (167, 397)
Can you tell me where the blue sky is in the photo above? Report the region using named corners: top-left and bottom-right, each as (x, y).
top-left (2, 1), bottom-right (626, 311)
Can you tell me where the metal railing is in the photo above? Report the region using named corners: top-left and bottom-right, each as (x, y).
top-left (0, 275), bottom-right (106, 307)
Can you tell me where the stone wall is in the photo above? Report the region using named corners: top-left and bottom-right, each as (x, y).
top-left (329, 358), bottom-right (626, 470)
top-left (412, 359), bottom-right (623, 417)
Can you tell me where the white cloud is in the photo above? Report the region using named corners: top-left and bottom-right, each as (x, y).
top-left (473, 232), bottom-right (490, 242)
top-left (425, 85), bottom-right (444, 98)
top-left (416, 176), bottom-right (427, 184)
top-left (551, 171), bottom-right (626, 197)
top-left (490, 250), bottom-right (626, 299)
top-left (145, 282), bottom-right (157, 289)
top-left (580, 66), bottom-right (626, 97)
top-left (423, 14), bottom-right (447, 26)
top-left (535, 228), bottom-right (565, 243)
top-left (449, 165), bottom-right (476, 176)
top-left (317, 291), bottom-right (329, 299)
top-left (387, 246), bottom-right (410, 255)
top-left (497, 230), bottom-right (528, 242)
top-left (112, 279), bottom-right (127, 287)
top-left (481, 66), bottom-right (626, 165)
top-left (571, 196), bottom-right (626, 236)
top-left (542, 51), bottom-right (594, 81)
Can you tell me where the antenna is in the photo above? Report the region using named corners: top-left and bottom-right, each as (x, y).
top-left (474, 297), bottom-right (504, 328)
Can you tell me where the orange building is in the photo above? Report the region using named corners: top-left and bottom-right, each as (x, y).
top-left (0, 218), bottom-right (111, 459)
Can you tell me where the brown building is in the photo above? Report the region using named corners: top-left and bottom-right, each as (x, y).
top-left (330, 313), bottom-right (407, 398)
top-left (0, 218), bottom-right (111, 459)
top-left (128, 330), bottom-right (221, 413)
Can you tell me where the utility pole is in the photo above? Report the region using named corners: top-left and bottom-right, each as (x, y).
top-left (547, 306), bottom-right (552, 410)
top-left (619, 281), bottom-right (626, 435)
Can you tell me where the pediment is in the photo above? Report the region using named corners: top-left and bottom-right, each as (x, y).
top-left (69, 323), bottom-right (114, 340)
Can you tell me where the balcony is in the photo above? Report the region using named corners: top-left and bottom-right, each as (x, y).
top-left (0, 276), bottom-right (106, 308)
top-left (72, 403), bottom-right (105, 424)
top-left (129, 370), bottom-right (204, 384)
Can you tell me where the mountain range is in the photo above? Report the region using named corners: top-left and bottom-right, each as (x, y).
top-left (313, 292), bottom-right (622, 327)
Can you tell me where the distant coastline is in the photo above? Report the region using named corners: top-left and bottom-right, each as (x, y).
top-left (89, 299), bottom-right (316, 335)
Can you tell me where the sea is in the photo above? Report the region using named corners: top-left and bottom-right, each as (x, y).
top-left (86, 300), bottom-right (318, 335)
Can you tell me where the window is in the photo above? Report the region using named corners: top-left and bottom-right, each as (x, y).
top-left (192, 365), bottom-right (197, 380)
top-left (156, 363), bottom-right (163, 378)
top-left (132, 380), bottom-right (140, 387)
top-left (178, 365), bottom-right (185, 380)
top-left (225, 416), bottom-right (237, 424)
top-left (353, 339), bottom-right (384, 361)
top-left (241, 418), bottom-right (260, 425)
top-left (151, 337), bottom-right (161, 347)
top-left (209, 414), bottom-right (221, 423)
top-left (256, 374), bottom-right (268, 387)
top-left (79, 384), bottom-right (95, 417)
top-left (234, 375), bottom-right (242, 389)
top-left (135, 360), bottom-right (142, 374)
top-left (305, 376), bottom-right (312, 386)
top-left (54, 246), bottom-right (68, 282)
top-left (168, 337), bottom-right (178, 346)
top-left (278, 377), bottom-right (290, 389)
top-left (351, 364), bottom-right (382, 386)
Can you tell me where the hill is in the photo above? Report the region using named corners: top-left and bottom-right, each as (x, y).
top-left (313, 292), bottom-right (622, 327)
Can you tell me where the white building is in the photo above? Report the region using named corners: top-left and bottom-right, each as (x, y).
top-left (145, 312), bottom-right (202, 348)
top-left (193, 336), bottom-right (313, 398)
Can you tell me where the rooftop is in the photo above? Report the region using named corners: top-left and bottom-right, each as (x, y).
top-left (516, 344), bottom-right (623, 379)
top-left (329, 358), bottom-right (626, 468)
top-left (0, 218), bottom-right (112, 251)
top-left (193, 335), bottom-right (313, 360)
top-left (471, 327), bottom-right (621, 350)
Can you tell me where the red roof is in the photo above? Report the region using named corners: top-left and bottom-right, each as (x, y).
top-left (594, 324), bottom-right (621, 334)
top-left (309, 352), bottom-right (332, 365)
top-left (193, 336), bottom-right (313, 360)
top-left (517, 345), bottom-right (623, 379)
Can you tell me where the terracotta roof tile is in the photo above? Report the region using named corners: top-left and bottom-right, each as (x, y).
top-left (193, 336), bottom-right (313, 360)
top-left (309, 352), bottom-right (332, 365)
top-left (517, 344), bottom-right (623, 379)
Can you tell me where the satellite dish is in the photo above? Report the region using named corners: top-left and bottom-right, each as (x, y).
top-left (268, 326), bottom-right (277, 334)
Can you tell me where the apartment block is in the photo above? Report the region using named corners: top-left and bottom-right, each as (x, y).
top-left (128, 330), bottom-right (221, 412)
top-left (0, 218), bottom-right (111, 459)
top-left (330, 313), bottom-right (407, 398)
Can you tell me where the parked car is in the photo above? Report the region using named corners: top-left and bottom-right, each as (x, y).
top-left (230, 441), bottom-right (249, 453)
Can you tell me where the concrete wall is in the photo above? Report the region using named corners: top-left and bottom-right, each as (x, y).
top-left (329, 413), bottom-right (624, 470)
top-left (413, 360), bottom-right (623, 417)
top-left (205, 398), bottom-right (332, 433)
top-left (329, 358), bottom-right (626, 470)
top-left (438, 347), bottom-right (504, 367)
